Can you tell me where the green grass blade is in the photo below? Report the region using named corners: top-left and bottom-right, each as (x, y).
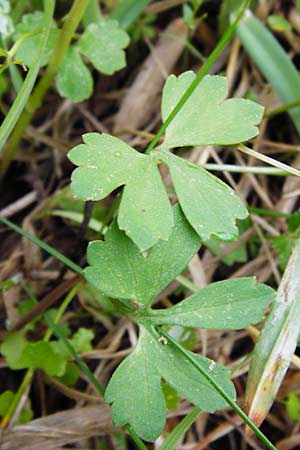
top-left (0, 0), bottom-right (55, 152)
top-left (110, 0), bottom-right (151, 30)
top-left (159, 328), bottom-right (277, 450)
top-left (158, 407), bottom-right (201, 450)
top-left (245, 239), bottom-right (300, 430)
top-left (237, 10), bottom-right (300, 134)
top-left (0, 215), bottom-right (84, 275)
top-left (83, 0), bottom-right (102, 26)
top-left (145, 0), bottom-right (250, 154)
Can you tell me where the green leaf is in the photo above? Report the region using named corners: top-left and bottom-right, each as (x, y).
top-left (106, 325), bottom-right (235, 441)
top-left (285, 392), bottom-right (300, 421)
top-left (56, 362), bottom-right (80, 386)
top-left (70, 327), bottom-right (94, 353)
top-left (105, 326), bottom-right (166, 442)
top-left (85, 204), bottom-right (200, 308)
top-left (272, 235), bottom-right (292, 269)
top-left (79, 20), bottom-right (129, 75)
top-left (206, 218), bottom-right (250, 265)
top-left (147, 278), bottom-right (274, 329)
top-left (161, 72), bottom-right (264, 149)
top-left (156, 150), bottom-right (248, 241)
top-left (56, 45), bottom-right (93, 102)
top-left (267, 15), bottom-right (292, 32)
top-left (162, 383), bottom-right (181, 410)
top-left (0, 331), bottom-right (27, 368)
top-left (19, 341), bottom-right (67, 376)
top-left (0, 390), bottom-right (15, 416)
top-left (0, 0), bottom-right (13, 38)
top-left (68, 132), bottom-right (173, 251)
top-left (14, 11), bottom-right (58, 67)
top-left (0, 332), bottom-right (67, 376)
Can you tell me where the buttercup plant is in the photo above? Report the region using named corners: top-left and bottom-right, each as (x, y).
top-left (67, 71), bottom-right (275, 441)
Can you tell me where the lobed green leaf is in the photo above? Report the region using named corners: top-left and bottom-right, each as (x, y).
top-left (68, 132), bottom-right (173, 251)
top-left (14, 11), bottom-right (58, 67)
top-left (155, 150), bottom-right (248, 241)
top-left (85, 204), bottom-right (200, 308)
top-left (161, 71), bottom-right (264, 149)
top-left (147, 278), bottom-right (274, 329)
top-left (105, 325), bottom-right (235, 441)
top-left (105, 326), bottom-right (166, 441)
top-left (79, 20), bottom-right (129, 75)
top-left (0, 332), bottom-right (67, 376)
top-left (56, 46), bottom-right (93, 102)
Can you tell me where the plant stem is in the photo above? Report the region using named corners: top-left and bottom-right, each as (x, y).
top-left (0, 0), bottom-right (90, 175)
top-left (237, 144), bottom-right (300, 178)
top-left (158, 328), bottom-right (277, 450)
top-left (0, 215), bottom-right (84, 275)
top-left (0, 0), bottom-right (55, 155)
top-left (202, 163), bottom-right (290, 176)
top-left (265, 99), bottom-right (300, 118)
top-left (144, 0), bottom-right (250, 155)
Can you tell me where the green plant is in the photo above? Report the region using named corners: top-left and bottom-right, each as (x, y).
top-left (66, 70), bottom-right (275, 442)
top-left (8, 9), bottom-right (129, 103)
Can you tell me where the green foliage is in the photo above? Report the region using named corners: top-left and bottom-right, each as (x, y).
top-left (65, 67), bottom-right (276, 441)
top-left (105, 325), bottom-right (235, 441)
top-left (0, 332), bottom-right (67, 376)
top-left (56, 362), bottom-right (80, 386)
top-left (0, 327), bottom-right (94, 377)
top-left (160, 72), bottom-right (264, 148)
top-left (162, 383), bottom-right (181, 410)
top-left (272, 213), bottom-right (300, 269)
top-left (56, 46), bottom-right (93, 103)
top-left (166, 325), bottom-right (196, 351)
top-left (14, 12), bottom-right (59, 67)
top-left (69, 72), bottom-right (263, 250)
top-left (0, 0), bottom-right (14, 38)
top-left (285, 392), bottom-right (300, 421)
top-left (156, 150), bottom-right (248, 241)
top-left (12, 13), bottom-right (130, 102)
top-left (69, 133), bottom-right (174, 251)
top-left (0, 390), bottom-right (14, 415)
top-left (147, 278), bottom-right (273, 329)
top-left (206, 219), bottom-right (250, 265)
top-left (81, 208), bottom-right (275, 440)
top-left (79, 20), bottom-right (129, 75)
top-left (70, 327), bottom-right (94, 353)
top-left (267, 15), bottom-right (292, 32)
top-left (0, 390), bottom-right (33, 423)
top-left (85, 205), bottom-right (200, 306)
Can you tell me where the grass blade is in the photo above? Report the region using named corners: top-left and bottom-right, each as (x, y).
top-left (0, 0), bottom-right (55, 152)
top-left (110, 0), bottom-right (151, 30)
top-left (159, 407), bottom-right (201, 450)
top-left (0, 215), bottom-right (84, 275)
top-left (237, 10), bottom-right (300, 134)
top-left (245, 239), bottom-right (300, 431)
